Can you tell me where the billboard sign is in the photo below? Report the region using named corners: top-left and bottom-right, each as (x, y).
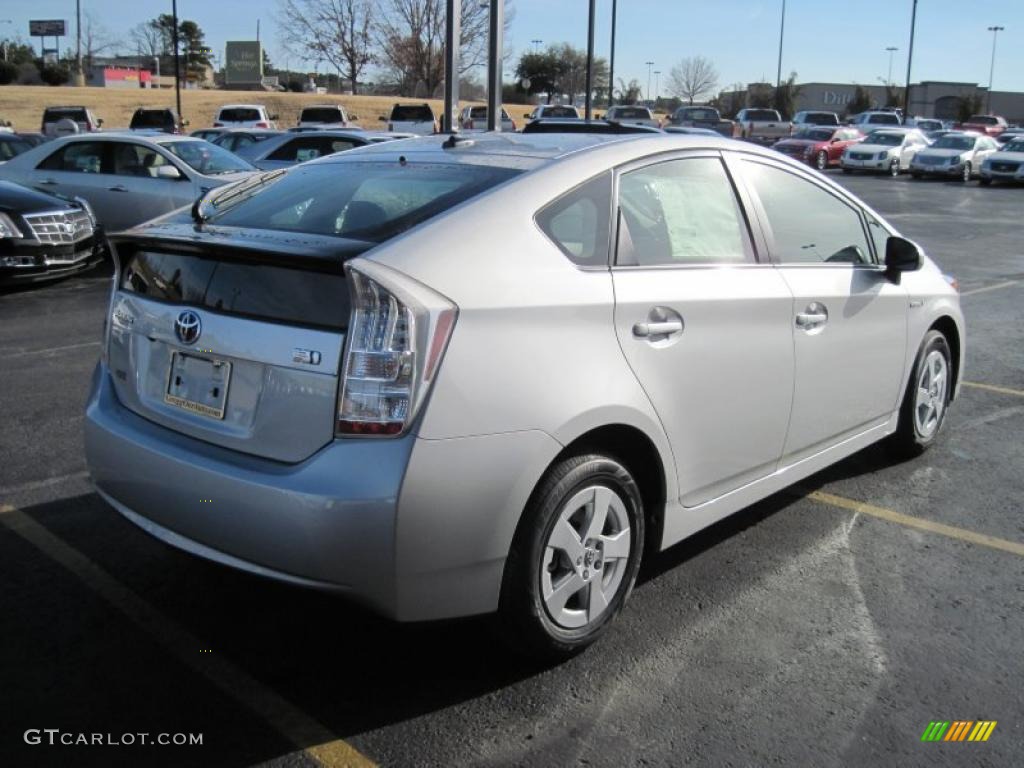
top-left (30, 20), bottom-right (66, 37)
top-left (225, 41), bottom-right (263, 86)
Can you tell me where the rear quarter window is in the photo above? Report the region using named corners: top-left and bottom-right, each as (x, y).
top-left (535, 172), bottom-right (612, 267)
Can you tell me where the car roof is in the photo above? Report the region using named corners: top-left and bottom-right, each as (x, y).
top-left (49, 132), bottom-right (201, 145)
top-left (218, 104), bottom-right (267, 110)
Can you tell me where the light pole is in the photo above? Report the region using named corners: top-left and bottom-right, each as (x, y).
top-left (986, 25), bottom-right (1004, 114)
top-left (885, 46), bottom-right (898, 86)
top-left (903, 0), bottom-right (918, 115)
top-left (654, 70), bottom-right (661, 104)
top-left (776, 0), bottom-right (786, 90)
top-left (608, 0), bottom-right (617, 106)
top-left (531, 39), bottom-right (542, 53)
top-left (645, 60), bottom-right (654, 103)
top-left (584, 0), bottom-right (595, 119)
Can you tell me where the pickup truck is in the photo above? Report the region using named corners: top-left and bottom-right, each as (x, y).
top-left (734, 108), bottom-right (791, 144)
top-left (665, 106), bottom-right (735, 137)
top-left (959, 114), bottom-right (1008, 137)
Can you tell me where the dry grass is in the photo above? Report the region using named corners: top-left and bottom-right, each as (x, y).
top-left (0, 85), bottom-right (537, 132)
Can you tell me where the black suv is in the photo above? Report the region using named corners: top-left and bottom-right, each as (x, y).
top-left (129, 108), bottom-right (186, 134)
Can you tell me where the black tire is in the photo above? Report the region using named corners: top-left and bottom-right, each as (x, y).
top-left (498, 453), bottom-right (645, 660)
top-left (889, 159), bottom-right (900, 177)
top-left (842, 167), bottom-right (853, 174)
top-left (888, 330), bottom-right (953, 459)
top-left (979, 177), bottom-right (992, 186)
top-left (960, 162), bottom-right (972, 182)
top-left (911, 171), bottom-right (922, 179)
top-left (815, 150), bottom-right (828, 171)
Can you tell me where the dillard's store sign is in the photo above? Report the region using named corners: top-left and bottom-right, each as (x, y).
top-left (822, 90), bottom-right (855, 107)
top-left (225, 41), bottom-right (264, 85)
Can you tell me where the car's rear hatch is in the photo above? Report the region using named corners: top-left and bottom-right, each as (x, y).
top-left (106, 226), bottom-right (371, 463)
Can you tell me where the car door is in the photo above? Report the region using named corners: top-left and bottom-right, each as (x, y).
top-left (29, 139), bottom-right (115, 217)
top-left (98, 141), bottom-right (194, 230)
top-left (736, 155), bottom-right (908, 462)
top-left (611, 152), bottom-right (795, 508)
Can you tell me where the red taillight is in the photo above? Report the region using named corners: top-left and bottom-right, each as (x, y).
top-left (510, 119), bottom-right (517, 131)
top-left (213, 122), bottom-right (223, 127)
top-left (255, 121), bottom-right (269, 128)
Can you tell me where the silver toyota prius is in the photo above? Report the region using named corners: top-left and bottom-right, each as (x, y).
top-left (84, 133), bottom-right (965, 658)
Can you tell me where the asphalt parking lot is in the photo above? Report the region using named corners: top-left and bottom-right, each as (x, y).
top-left (1, 171), bottom-right (1021, 767)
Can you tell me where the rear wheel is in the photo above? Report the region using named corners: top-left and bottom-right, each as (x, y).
top-left (888, 330), bottom-right (952, 459)
top-left (815, 150), bottom-right (828, 171)
top-left (960, 162), bottom-right (972, 182)
top-left (498, 454), bottom-right (645, 660)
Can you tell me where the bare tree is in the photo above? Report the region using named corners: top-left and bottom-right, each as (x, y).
top-left (129, 21), bottom-right (163, 58)
top-left (277, 0), bottom-right (375, 94)
top-left (666, 56), bottom-right (719, 105)
top-left (80, 10), bottom-right (114, 69)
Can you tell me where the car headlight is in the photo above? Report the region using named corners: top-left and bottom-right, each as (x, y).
top-left (73, 196), bottom-right (97, 228)
top-left (948, 155), bottom-right (961, 164)
top-left (0, 212), bottom-right (24, 239)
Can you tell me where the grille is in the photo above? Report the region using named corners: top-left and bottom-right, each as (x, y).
top-left (917, 155), bottom-right (946, 166)
top-left (23, 209), bottom-right (94, 245)
top-left (991, 162), bottom-right (1020, 173)
top-left (849, 152), bottom-right (873, 161)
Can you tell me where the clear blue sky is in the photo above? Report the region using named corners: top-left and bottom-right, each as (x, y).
top-left (4, 0), bottom-right (1023, 95)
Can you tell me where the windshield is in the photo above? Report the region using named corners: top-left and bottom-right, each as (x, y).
top-left (0, 137), bottom-right (31, 160)
top-left (219, 108), bottom-right (262, 122)
top-left (794, 128), bottom-right (835, 142)
top-left (931, 135), bottom-right (975, 150)
top-left (301, 108), bottom-right (343, 123)
top-left (1002, 140), bottom-right (1024, 153)
top-left (678, 108), bottom-right (717, 120)
top-left (967, 115), bottom-right (997, 125)
top-left (391, 105), bottom-right (434, 121)
top-left (866, 132), bottom-right (903, 146)
top-left (164, 141), bottom-right (256, 174)
top-left (206, 161), bottom-right (520, 242)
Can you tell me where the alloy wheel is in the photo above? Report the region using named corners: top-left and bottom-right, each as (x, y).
top-left (914, 349), bottom-right (948, 439)
top-left (890, 159), bottom-right (900, 177)
top-left (541, 485), bottom-right (632, 629)
top-left (816, 151), bottom-right (828, 171)
top-left (962, 162), bottom-right (972, 182)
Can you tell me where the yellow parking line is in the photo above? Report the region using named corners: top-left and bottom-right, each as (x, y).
top-left (803, 491), bottom-right (1024, 558)
top-left (0, 504), bottom-right (375, 768)
top-left (963, 381), bottom-right (1024, 398)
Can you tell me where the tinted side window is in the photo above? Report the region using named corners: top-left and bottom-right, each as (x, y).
top-left (536, 172), bottom-right (612, 267)
top-left (743, 161), bottom-right (871, 265)
top-left (617, 157), bottom-right (751, 266)
top-left (269, 136), bottom-right (320, 161)
top-left (37, 142), bottom-right (108, 173)
top-left (111, 142), bottom-right (171, 177)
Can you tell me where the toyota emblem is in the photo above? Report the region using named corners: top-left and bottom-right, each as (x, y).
top-left (175, 310), bottom-right (202, 345)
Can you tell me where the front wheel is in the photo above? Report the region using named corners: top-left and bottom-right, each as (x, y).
top-left (888, 330), bottom-right (952, 459)
top-left (960, 162), bottom-right (972, 182)
top-left (498, 454), bottom-right (645, 660)
top-left (979, 177), bottom-right (992, 186)
top-left (842, 167), bottom-right (853, 174)
top-left (889, 159), bottom-right (900, 177)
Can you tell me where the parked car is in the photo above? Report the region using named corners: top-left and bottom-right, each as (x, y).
top-left (733, 109), bottom-right (790, 143)
top-left (790, 111), bottom-right (840, 132)
top-left (848, 111), bottom-right (902, 129)
top-left (0, 134), bottom-right (257, 232)
top-left (83, 132), bottom-right (963, 659)
top-left (297, 104), bottom-right (358, 129)
top-left (959, 114), bottom-right (1008, 137)
top-left (14, 132), bottom-right (49, 148)
top-left (524, 104), bottom-right (582, 122)
top-left (458, 105), bottom-right (517, 132)
top-left (772, 126), bottom-right (863, 170)
top-left (0, 134), bottom-right (33, 164)
top-left (189, 128), bottom-right (228, 142)
top-left (994, 130), bottom-right (1024, 145)
top-left (664, 106), bottom-right (734, 137)
top-left (909, 132), bottom-right (999, 182)
top-left (244, 130), bottom-right (410, 170)
top-left (662, 126), bottom-right (723, 137)
top-left (907, 118), bottom-right (943, 133)
top-left (130, 108), bottom-right (186, 134)
top-left (979, 136), bottom-right (1024, 185)
top-left (521, 119), bottom-right (661, 135)
top-left (602, 106), bottom-right (659, 129)
top-left (211, 130), bottom-right (284, 154)
top-left (213, 104), bottom-right (279, 130)
top-left (0, 180), bottom-right (104, 285)
top-left (41, 106), bottom-right (103, 137)
top-left (381, 103), bottom-right (438, 135)
top-left (841, 128), bottom-right (930, 176)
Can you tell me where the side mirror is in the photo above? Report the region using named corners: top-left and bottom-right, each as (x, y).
top-left (269, 114), bottom-right (280, 121)
top-left (885, 236), bottom-right (923, 278)
top-left (156, 165), bottom-right (183, 180)
top-left (350, 114), bottom-right (358, 121)
top-left (524, 113), bottom-right (531, 118)
top-left (378, 116), bottom-right (388, 122)
top-left (181, 119), bottom-right (190, 127)
top-left (97, 118), bottom-right (104, 126)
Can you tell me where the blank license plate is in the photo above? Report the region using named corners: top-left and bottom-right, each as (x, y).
top-left (165, 352), bottom-right (231, 420)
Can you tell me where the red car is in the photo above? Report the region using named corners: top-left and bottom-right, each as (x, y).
top-left (771, 126), bottom-right (863, 170)
top-left (958, 114), bottom-right (1008, 137)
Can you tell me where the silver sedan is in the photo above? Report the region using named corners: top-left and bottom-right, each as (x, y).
top-left (909, 131), bottom-right (999, 181)
top-left (0, 134), bottom-right (256, 231)
top-left (242, 130), bottom-right (412, 170)
top-left (84, 133), bottom-right (964, 658)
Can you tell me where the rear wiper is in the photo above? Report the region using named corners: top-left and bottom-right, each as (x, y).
top-left (191, 169), bottom-right (286, 224)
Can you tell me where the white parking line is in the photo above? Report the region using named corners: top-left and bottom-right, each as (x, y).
top-left (0, 471), bottom-right (91, 498)
top-left (0, 341), bottom-right (101, 360)
top-left (960, 279), bottom-right (1019, 297)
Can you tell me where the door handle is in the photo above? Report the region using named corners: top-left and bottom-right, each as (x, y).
top-left (108, 185), bottom-right (128, 192)
top-left (633, 320), bottom-right (684, 338)
top-left (39, 178), bottom-right (59, 186)
top-left (795, 301), bottom-right (829, 329)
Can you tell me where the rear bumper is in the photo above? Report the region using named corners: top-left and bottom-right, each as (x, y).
top-left (84, 363), bottom-right (562, 621)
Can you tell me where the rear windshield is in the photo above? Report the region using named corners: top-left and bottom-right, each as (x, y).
top-left (301, 107), bottom-right (343, 123)
top-left (744, 110), bottom-right (779, 121)
top-left (542, 106), bottom-right (579, 118)
top-left (390, 105), bottom-right (434, 121)
top-left (868, 113), bottom-right (900, 124)
top-left (120, 250), bottom-right (349, 330)
top-left (219, 108), bottom-right (262, 122)
top-left (967, 115), bottom-right (997, 125)
top-left (613, 107), bottom-right (651, 119)
top-left (794, 128), bottom-right (836, 141)
top-left (0, 137), bottom-right (31, 160)
top-left (205, 161), bottom-right (520, 242)
top-left (44, 108), bottom-right (87, 122)
top-left (801, 113), bottom-right (839, 125)
top-left (131, 110), bottom-right (173, 128)
top-left (677, 108), bottom-right (717, 120)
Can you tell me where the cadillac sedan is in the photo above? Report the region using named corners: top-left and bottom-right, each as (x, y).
top-left (979, 136), bottom-right (1024, 185)
top-left (0, 134), bottom-right (257, 231)
top-left (84, 132), bottom-right (964, 659)
top-left (909, 132), bottom-right (999, 181)
top-left (772, 126), bottom-right (863, 170)
top-left (841, 128), bottom-right (930, 176)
